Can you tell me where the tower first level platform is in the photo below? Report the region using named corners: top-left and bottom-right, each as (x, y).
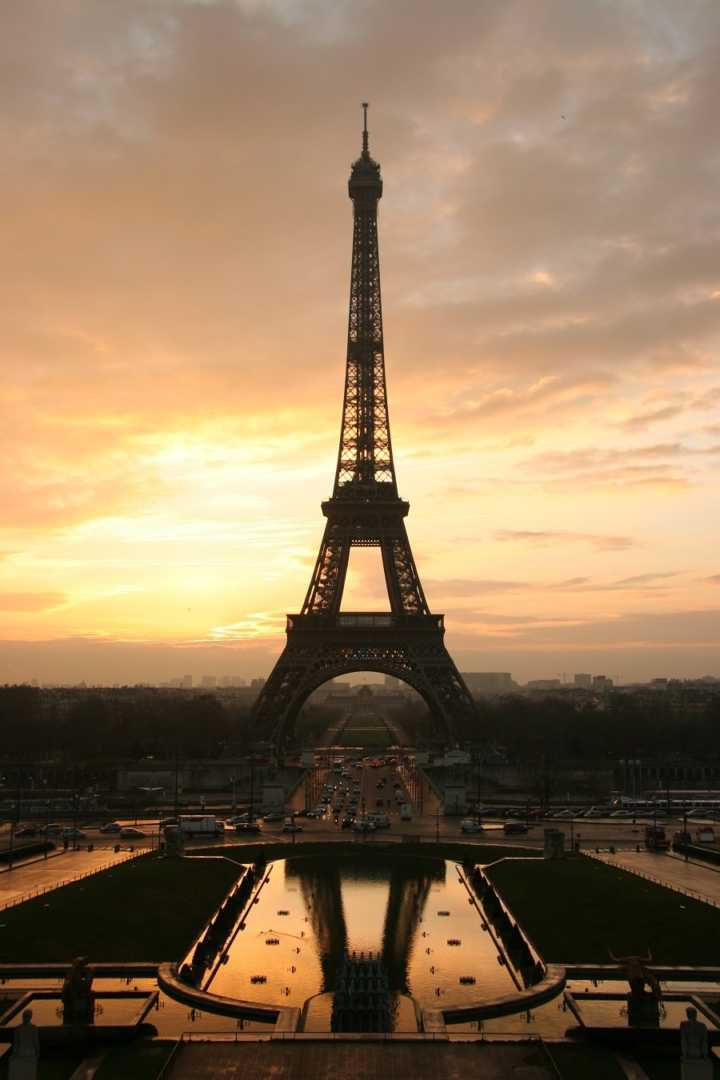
top-left (253, 609), bottom-right (476, 742)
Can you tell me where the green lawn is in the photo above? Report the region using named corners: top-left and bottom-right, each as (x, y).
top-left (488, 855), bottom-right (720, 964)
top-left (0, 855), bottom-right (241, 962)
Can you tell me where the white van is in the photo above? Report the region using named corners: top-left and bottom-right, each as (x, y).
top-left (177, 814), bottom-right (224, 837)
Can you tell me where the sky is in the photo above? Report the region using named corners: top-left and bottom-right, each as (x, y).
top-left (1, 0), bottom-right (719, 686)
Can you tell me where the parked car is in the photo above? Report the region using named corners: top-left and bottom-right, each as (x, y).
top-left (503, 822), bottom-right (529, 836)
top-left (43, 823), bottom-right (63, 836)
top-left (341, 816), bottom-right (354, 829)
top-left (282, 821), bottom-right (303, 834)
top-left (353, 819), bottom-right (376, 832)
top-left (15, 826), bottom-right (37, 838)
top-left (460, 819), bottom-right (483, 834)
top-left (62, 827), bottom-right (88, 840)
top-left (262, 811), bottom-right (284, 822)
top-left (99, 822), bottom-right (122, 833)
top-left (235, 822), bottom-right (261, 834)
top-left (120, 828), bottom-right (145, 838)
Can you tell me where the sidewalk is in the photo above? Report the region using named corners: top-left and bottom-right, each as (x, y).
top-left (596, 849), bottom-right (720, 906)
top-left (0, 848), bottom-right (136, 909)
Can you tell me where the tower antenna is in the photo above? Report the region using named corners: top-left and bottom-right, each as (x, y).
top-left (362, 101), bottom-right (369, 154)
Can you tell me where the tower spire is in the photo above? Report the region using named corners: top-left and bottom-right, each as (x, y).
top-left (362, 101), bottom-right (369, 156)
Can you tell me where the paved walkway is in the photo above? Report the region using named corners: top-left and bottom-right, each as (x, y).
top-left (0, 848), bottom-right (135, 908)
top-left (167, 1042), bottom-right (555, 1079)
top-left (597, 850), bottom-right (720, 906)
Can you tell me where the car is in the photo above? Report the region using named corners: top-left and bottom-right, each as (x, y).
top-left (282, 822), bottom-right (303, 833)
top-left (235, 822), bottom-right (261, 834)
top-left (120, 827), bottom-right (145, 838)
top-left (262, 811), bottom-right (284, 822)
top-left (610, 810), bottom-right (632, 818)
top-left (43, 823), bottom-right (63, 836)
top-left (61, 827), bottom-right (88, 839)
top-left (341, 816), bottom-right (354, 829)
top-left (99, 822), bottom-right (122, 833)
top-left (15, 826), bottom-right (37, 838)
top-left (353, 819), bottom-right (376, 832)
top-left (503, 822), bottom-right (529, 835)
top-left (460, 819), bottom-right (484, 834)
top-left (552, 809), bottom-right (575, 819)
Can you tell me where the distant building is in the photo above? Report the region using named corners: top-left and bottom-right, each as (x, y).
top-left (200, 675), bottom-right (217, 689)
top-left (181, 674), bottom-right (193, 689)
top-left (526, 679), bottom-right (562, 691)
top-left (462, 672), bottom-right (516, 695)
top-left (593, 675), bottom-right (613, 691)
top-left (574, 673), bottom-right (593, 689)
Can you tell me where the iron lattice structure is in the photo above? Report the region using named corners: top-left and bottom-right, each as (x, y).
top-left (254, 106), bottom-right (476, 744)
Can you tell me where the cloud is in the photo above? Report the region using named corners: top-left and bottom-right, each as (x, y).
top-left (494, 529), bottom-right (634, 551)
top-left (459, 608), bottom-right (720, 650)
top-left (616, 404), bottom-right (687, 431)
top-left (0, 592), bottom-right (65, 612)
top-left (427, 572), bottom-right (682, 599)
top-left (0, 0), bottom-right (719, 679)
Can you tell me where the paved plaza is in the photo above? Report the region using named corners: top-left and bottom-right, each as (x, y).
top-left (165, 1041), bottom-right (582, 1079)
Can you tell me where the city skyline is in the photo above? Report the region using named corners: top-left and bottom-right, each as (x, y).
top-left (2, 1), bottom-right (719, 685)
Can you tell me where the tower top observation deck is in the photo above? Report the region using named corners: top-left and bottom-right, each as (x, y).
top-left (349, 102), bottom-right (382, 201)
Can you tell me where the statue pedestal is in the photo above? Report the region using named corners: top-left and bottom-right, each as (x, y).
top-left (681, 1062), bottom-right (713, 1080)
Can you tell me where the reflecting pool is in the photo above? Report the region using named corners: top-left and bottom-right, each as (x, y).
top-left (203, 853), bottom-right (518, 1029)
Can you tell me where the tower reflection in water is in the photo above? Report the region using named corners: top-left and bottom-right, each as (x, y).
top-left (287, 854), bottom-right (443, 994)
top-left (206, 854), bottom-right (517, 1031)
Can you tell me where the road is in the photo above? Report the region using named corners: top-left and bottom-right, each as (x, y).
top-left (4, 757), bottom-right (719, 858)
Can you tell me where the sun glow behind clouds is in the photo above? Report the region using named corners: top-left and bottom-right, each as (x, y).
top-left (1, 0), bottom-right (719, 681)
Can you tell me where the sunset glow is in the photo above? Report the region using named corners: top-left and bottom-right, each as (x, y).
top-left (2, 0), bottom-right (719, 684)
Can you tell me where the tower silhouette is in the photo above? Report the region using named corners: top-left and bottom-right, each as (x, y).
top-left (254, 106), bottom-right (476, 744)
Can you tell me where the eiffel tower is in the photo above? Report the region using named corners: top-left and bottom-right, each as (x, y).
top-left (254, 105), bottom-right (476, 745)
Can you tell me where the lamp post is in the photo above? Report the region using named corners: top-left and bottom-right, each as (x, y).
top-left (174, 752), bottom-right (180, 820)
top-left (248, 755), bottom-right (255, 823)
